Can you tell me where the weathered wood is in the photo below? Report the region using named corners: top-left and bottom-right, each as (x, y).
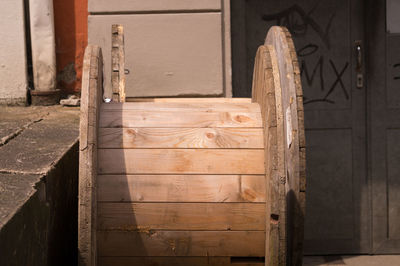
top-left (98, 203), bottom-right (265, 231)
top-left (111, 24), bottom-right (125, 102)
top-left (98, 149), bottom-right (265, 175)
top-left (97, 231), bottom-right (265, 257)
top-left (268, 44), bottom-right (286, 266)
top-left (126, 97), bottom-right (252, 103)
top-left (99, 109), bottom-right (263, 128)
top-left (98, 174), bottom-right (265, 203)
top-left (78, 45), bottom-right (103, 266)
top-left (101, 102), bottom-right (260, 112)
top-left (251, 45), bottom-right (283, 266)
top-left (265, 26), bottom-right (306, 266)
top-left (98, 128), bottom-right (264, 149)
top-left (98, 256), bottom-right (264, 266)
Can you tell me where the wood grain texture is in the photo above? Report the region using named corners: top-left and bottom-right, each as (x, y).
top-left (98, 175), bottom-right (266, 202)
top-left (111, 24), bottom-right (125, 102)
top-left (98, 128), bottom-right (264, 149)
top-left (98, 257), bottom-right (264, 266)
top-left (98, 149), bottom-right (265, 175)
top-left (99, 109), bottom-right (262, 128)
top-left (265, 26), bottom-right (306, 266)
top-left (268, 44), bottom-right (286, 266)
top-left (97, 231), bottom-right (265, 257)
top-left (126, 97), bottom-right (252, 103)
top-left (98, 203), bottom-right (265, 231)
top-left (101, 102), bottom-right (260, 112)
top-left (78, 45), bottom-right (103, 266)
top-left (251, 44), bottom-right (283, 266)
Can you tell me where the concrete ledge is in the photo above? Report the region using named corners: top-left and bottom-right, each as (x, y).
top-left (0, 106), bottom-right (79, 266)
top-left (0, 98), bottom-right (26, 106)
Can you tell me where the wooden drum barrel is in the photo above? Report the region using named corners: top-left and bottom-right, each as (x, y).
top-left (78, 26), bottom-right (306, 266)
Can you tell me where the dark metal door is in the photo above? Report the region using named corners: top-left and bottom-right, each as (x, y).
top-left (368, 0), bottom-right (400, 254)
top-left (232, 0), bottom-right (369, 254)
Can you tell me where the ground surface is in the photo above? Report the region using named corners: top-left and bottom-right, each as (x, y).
top-left (303, 255), bottom-right (400, 265)
top-left (0, 105), bottom-right (79, 228)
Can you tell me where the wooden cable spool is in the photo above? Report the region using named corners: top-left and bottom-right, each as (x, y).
top-left (78, 26), bottom-right (305, 266)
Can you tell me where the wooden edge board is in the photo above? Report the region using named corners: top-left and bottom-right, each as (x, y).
top-left (265, 26), bottom-right (306, 266)
top-left (97, 148), bottom-right (265, 175)
top-left (98, 256), bottom-right (265, 266)
top-left (111, 24), bottom-right (125, 102)
top-left (98, 127), bottom-right (264, 149)
top-left (79, 45), bottom-right (103, 266)
top-left (97, 202), bottom-right (266, 231)
top-left (251, 44), bottom-right (284, 266)
top-left (125, 97), bottom-right (252, 103)
top-left (97, 231), bottom-right (266, 257)
top-left (100, 102), bottom-right (260, 112)
top-left (97, 174), bottom-right (266, 203)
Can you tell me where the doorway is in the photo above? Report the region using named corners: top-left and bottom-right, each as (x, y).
top-left (231, 0), bottom-right (399, 254)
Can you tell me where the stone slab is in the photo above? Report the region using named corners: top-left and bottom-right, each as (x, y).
top-left (0, 106), bottom-right (79, 174)
top-left (0, 173), bottom-right (41, 228)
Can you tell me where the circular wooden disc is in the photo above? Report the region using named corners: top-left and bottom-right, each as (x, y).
top-left (265, 26), bottom-right (306, 266)
top-left (251, 44), bottom-right (285, 265)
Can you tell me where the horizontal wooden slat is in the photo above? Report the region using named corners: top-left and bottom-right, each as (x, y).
top-left (99, 110), bottom-right (262, 128)
top-left (97, 175), bottom-right (266, 202)
top-left (98, 128), bottom-right (264, 149)
top-left (126, 97), bottom-right (252, 103)
top-left (98, 256), bottom-right (264, 266)
top-left (98, 149), bottom-right (265, 174)
top-left (97, 231), bottom-right (265, 257)
top-left (98, 203), bottom-right (265, 231)
top-left (101, 102), bottom-right (260, 112)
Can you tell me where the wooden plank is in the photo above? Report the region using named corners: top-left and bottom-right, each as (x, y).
top-left (99, 110), bottom-right (262, 128)
top-left (251, 44), bottom-right (281, 266)
top-left (111, 24), bottom-right (125, 102)
top-left (126, 97), bottom-right (252, 103)
top-left (98, 257), bottom-right (264, 266)
top-left (266, 26), bottom-right (306, 266)
top-left (98, 175), bottom-right (266, 203)
top-left (98, 203), bottom-right (265, 231)
top-left (97, 231), bottom-right (265, 257)
top-left (267, 44), bottom-right (286, 266)
top-left (223, 0), bottom-right (232, 97)
top-left (101, 102), bottom-right (260, 112)
top-left (98, 128), bottom-right (264, 149)
top-left (78, 45), bottom-right (103, 266)
top-left (98, 149), bottom-right (265, 175)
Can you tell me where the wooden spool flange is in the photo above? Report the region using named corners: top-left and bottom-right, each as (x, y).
top-left (78, 26), bottom-right (305, 266)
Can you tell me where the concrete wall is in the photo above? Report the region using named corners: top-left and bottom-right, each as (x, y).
top-left (0, 0), bottom-right (28, 105)
top-left (0, 143), bottom-right (78, 266)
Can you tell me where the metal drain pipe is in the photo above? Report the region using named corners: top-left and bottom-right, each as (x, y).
top-left (29, 0), bottom-right (59, 105)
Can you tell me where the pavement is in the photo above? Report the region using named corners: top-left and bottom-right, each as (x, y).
top-left (0, 105), bottom-right (79, 228)
top-left (303, 255), bottom-right (400, 265)
top-left (0, 105), bottom-right (80, 265)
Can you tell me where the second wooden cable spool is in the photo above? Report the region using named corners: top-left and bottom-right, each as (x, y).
top-left (78, 26), bottom-right (306, 266)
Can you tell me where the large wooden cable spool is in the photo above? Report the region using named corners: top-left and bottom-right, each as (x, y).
top-left (78, 26), bottom-right (305, 266)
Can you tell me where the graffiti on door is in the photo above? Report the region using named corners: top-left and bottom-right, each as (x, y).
top-left (263, 2), bottom-right (351, 106)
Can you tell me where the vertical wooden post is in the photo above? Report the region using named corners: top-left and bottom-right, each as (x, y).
top-left (111, 24), bottom-right (126, 102)
top-left (78, 45), bottom-right (103, 266)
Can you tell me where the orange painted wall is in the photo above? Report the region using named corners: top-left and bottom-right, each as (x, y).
top-left (53, 0), bottom-right (87, 95)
